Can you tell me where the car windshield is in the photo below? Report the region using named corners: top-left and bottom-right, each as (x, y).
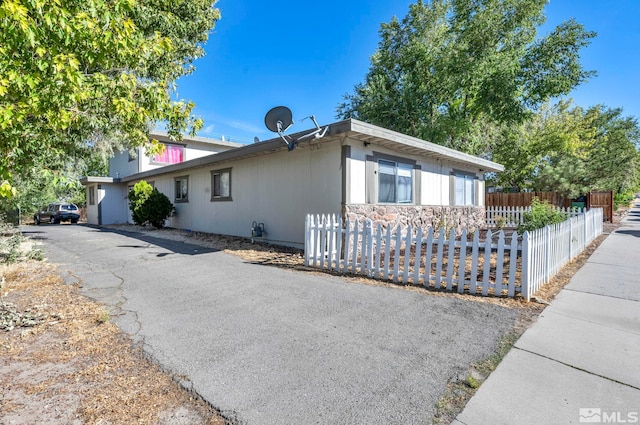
top-left (61, 204), bottom-right (77, 211)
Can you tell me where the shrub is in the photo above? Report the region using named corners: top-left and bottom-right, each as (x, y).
top-left (614, 191), bottom-right (634, 210)
top-left (517, 197), bottom-right (567, 232)
top-left (127, 181), bottom-right (174, 228)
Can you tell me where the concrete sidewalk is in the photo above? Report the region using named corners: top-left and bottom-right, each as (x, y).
top-left (454, 202), bottom-right (640, 425)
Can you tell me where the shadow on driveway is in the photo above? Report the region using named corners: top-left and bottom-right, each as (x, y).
top-left (90, 225), bottom-right (220, 256)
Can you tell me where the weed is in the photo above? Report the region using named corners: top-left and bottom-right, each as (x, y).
top-left (465, 375), bottom-right (480, 389)
top-left (430, 331), bottom-right (520, 425)
top-left (3, 233), bottom-right (25, 264)
top-left (96, 309), bottom-right (110, 324)
top-left (26, 249), bottom-right (44, 261)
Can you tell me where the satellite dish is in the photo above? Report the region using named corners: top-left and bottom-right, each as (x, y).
top-left (263, 106), bottom-right (329, 151)
top-left (253, 136), bottom-right (260, 144)
top-left (264, 106), bottom-right (293, 134)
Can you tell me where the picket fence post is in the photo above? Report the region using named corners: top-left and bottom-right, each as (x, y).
top-left (304, 214), bottom-right (312, 266)
top-left (366, 220), bottom-right (373, 277)
top-left (403, 225), bottom-right (413, 284)
top-left (413, 226), bottom-right (424, 285)
top-left (521, 231), bottom-right (530, 301)
top-left (457, 229), bottom-right (467, 294)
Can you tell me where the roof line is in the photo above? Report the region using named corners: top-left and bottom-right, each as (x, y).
top-left (347, 119), bottom-right (504, 172)
top-left (149, 130), bottom-right (245, 149)
top-left (118, 119), bottom-right (503, 182)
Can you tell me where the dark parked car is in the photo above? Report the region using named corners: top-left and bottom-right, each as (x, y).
top-left (34, 203), bottom-right (80, 224)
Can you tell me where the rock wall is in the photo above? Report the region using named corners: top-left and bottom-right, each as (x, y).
top-left (344, 204), bottom-right (486, 234)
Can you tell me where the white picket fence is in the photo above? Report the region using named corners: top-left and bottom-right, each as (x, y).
top-left (305, 208), bottom-right (603, 300)
top-left (486, 206), bottom-right (585, 228)
top-left (521, 207), bottom-right (603, 300)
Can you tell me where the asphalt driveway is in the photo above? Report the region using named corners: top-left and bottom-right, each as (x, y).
top-left (31, 224), bottom-right (517, 424)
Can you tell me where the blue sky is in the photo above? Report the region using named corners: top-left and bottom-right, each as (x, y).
top-left (173, 1), bottom-right (640, 144)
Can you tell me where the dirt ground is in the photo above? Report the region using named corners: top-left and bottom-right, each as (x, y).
top-left (0, 261), bottom-right (226, 425)
top-left (0, 208), bottom-right (628, 425)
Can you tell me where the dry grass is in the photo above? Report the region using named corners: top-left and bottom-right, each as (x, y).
top-left (0, 261), bottom-right (225, 425)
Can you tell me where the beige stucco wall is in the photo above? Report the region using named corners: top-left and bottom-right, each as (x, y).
top-left (129, 139), bottom-right (343, 247)
top-left (85, 184), bottom-right (100, 225)
top-left (100, 133), bottom-right (491, 245)
top-left (85, 183), bottom-right (129, 225)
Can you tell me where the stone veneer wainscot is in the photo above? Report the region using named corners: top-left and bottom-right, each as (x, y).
top-left (343, 204), bottom-right (486, 235)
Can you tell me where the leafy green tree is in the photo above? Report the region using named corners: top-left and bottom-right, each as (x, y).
top-left (337, 0), bottom-right (595, 154)
top-left (491, 100), bottom-right (595, 193)
top-left (530, 105), bottom-right (640, 198)
top-left (492, 102), bottom-right (640, 199)
top-left (0, 153), bottom-right (106, 221)
top-left (127, 180), bottom-right (174, 228)
top-left (585, 106), bottom-right (640, 194)
top-left (0, 0), bottom-right (219, 193)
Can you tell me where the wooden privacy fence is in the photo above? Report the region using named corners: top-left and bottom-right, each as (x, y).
top-left (590, 190), bottom-right (614, 223)
top-left (486, 191), bottom-right (614, 222)
top-left (305, 208), bottom-right (603, 301)
top-left (486, 206), bottom-right (585, 228)
top-left (486, 192), bottom-right (572, 208)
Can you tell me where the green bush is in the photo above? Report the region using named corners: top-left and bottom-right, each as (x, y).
top-left (127, 181), bottom-right (174, 228)
top-left (127, 181), bottom-right (153, 225)
top-left (614, 191), bottom-right (634, 210)
top-left (517, 197), bottom-right (567, 233)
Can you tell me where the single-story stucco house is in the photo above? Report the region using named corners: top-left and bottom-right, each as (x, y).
top-left (81, 119), bottom-right (504, 248)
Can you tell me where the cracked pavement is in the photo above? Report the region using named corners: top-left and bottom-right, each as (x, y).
top-left (30, 224), bottom-right (519, 425)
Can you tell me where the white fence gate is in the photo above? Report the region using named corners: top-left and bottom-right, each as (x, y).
top-left (305, 208), bottom-right (603, 300)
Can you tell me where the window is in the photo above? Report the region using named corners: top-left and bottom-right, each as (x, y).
top-left (152, 143), bottom-right (184, 164)
top-left (89, 186), bottom-right (95, 205)
top-left (211, 168), bottom-right (232, 201)
top-left (378, 159), bottom-right (413, 204)
top-left (174, 176), bottom-right (189, 202)
top-left (454, 173), bottom-right (475, 205)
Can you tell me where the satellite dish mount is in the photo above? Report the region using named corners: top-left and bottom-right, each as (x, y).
top-left (264, 106), bottom-right (328, 151)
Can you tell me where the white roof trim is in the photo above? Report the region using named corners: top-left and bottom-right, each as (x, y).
top-left (343, 119), bottom-right (504, 172)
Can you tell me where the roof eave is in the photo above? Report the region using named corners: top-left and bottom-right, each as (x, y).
top-left (80, 176), bottom-right (119, 185)
top-left (342, 119), bottom-right (504, 173)
top-left (120, 118), bottom-right (504, 182)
